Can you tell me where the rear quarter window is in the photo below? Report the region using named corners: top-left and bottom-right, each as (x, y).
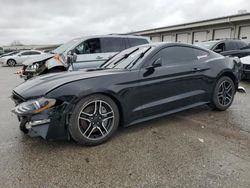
top-left (154, 46), bottom-right (197, 66)
top-left (101, 37), bottom-right (125, 53)
top-left (193, 48), bottom-right (209, 60)
top-left (227, 41), bottom-right (239, 51)
top-left (127, 38), bottom-right (148, 47)
top-left (29, 51), bottom-right (41, 55)
top-left (237, 41), bottom-right (250, 49)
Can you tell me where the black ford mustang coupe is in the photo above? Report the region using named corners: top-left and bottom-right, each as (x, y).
top-left (12, 43), bottom-right (242, 145)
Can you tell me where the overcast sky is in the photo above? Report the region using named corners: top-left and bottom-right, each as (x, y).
top-left (0, 0), bottom-right (249, 45)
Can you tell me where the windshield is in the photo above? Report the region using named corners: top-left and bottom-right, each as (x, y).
top-left (52, 38), bottom-right (81, 54)
top-left (4, 51), bottom-right (19, 56)
top-left (102, 46), bottom-right (153, 69)
top-left (195, 41), bottom-right (219, 50)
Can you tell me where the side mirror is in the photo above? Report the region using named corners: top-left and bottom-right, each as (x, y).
top-left (67, 50), bottom-right (77, 70)
top-left (152, 58), bottom-right (162, 68)
top-left (72, 53), bottom-right (77, 63)
top-left (144, 58), bottom-right (162, 77)
top-left (67, 50), bottom-right (74, 56)
top-left (214, 48), bottom-right (222, 53)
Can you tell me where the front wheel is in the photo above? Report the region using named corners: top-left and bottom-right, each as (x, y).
top-left (7, 59), bottom-right (16, 67)
top-left (69, 94), bottom-right (120, 146)
top-left (210, 76), bottom-right (235, 111)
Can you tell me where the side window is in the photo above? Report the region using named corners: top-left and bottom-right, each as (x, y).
top-left (29, 51), bottom-right (41, 55)
top-left (154, 46), bottom-right (196, 66)
top-left (214, 43), bottom-right (225, 52)
top-left (227, 41), bottom-right (239, 51)
top-left (193, 49), bottom-right (209, 60)
top-left (237, 41), bottom-right (249, 49)
top-left (128, 38), bottom-right (148, 47)
top-left (74, 38), bottom-right (101, 55)
top-left (21, 52), bottom-right (30, 56)
top-left (101, 37), bottom-right (125, 53)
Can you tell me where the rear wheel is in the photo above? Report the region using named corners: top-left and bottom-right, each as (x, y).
top-left (69, 94), bottom-right (120, 146)
top-left (7, 59), bottom-right (16, 67)
top-left (210, 76), bottom-right (235, 111)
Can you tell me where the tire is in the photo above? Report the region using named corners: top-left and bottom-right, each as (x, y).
top-left (7, 59), bottom-right (16, 67)
top-left (69, 94), bottom-right (120, 146)
top-left (210, 76), bottom-right (236, 111)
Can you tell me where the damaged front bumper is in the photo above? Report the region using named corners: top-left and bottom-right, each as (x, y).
top-left (16, 106), bottom-right (69, 140)
top-left (12, 93), bottom-right (71, 140)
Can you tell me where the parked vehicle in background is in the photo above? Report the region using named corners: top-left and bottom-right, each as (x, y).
top-left (20, 35), bottom-right (151, 80)
top-left (0, 50), bottom-right (43, 67)
top-left (0, 51), bottom-right (19, 58)
top-left (195, 39), bottom-right (250, 58)
top-left (12, 43), bottom-right (242, 146)
top-left (0, 47), bottom-right (4, 55)
top-left (240, 55), bottom-right (250, 80)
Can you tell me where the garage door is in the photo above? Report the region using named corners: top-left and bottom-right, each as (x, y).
top-left (163, 35), bottom-right (174, 42)
top-left (213, 28), bottom-right (231, 40)
top-left (151, 36), bottom-right (161, 42)
top-left (177, 33), bottom-right (189, 43)
top-left (239, 26), bottom-right (250, 43)
top-left (193, 31), bottom-right (208, 43)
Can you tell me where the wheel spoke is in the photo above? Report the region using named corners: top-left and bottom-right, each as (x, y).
top-left (83, 123), bottom-right (92, 136)
top-left (101, 122), bottom-right (108, 133)
top-left (99, 101), bottom-right (102, 114)
top-left (79, 117), bottom-right (91, 122)
top-left (222, 82), bottom-right (226, 91)
top-left (218, 92), bottom-right (223, 98)
top-left (93, 101), bottom-right (98, 114)
top-left (87, 127), bottom-right (96, 138)
top-left (103, 116), bottom-right (114, 122)
top-left (222, 98), bottom-right (226, 105)
top-left (81, 111), bottom-right (93, 116)
top-left (97, 127), bottom-right (104, 136)
top-left (102, 111), bottom-right (113, 117)
top-left (226, 84), bottom-right (232, 93)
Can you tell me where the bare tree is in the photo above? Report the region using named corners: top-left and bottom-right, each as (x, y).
top-left (10, 40), bottom-right (23, 46)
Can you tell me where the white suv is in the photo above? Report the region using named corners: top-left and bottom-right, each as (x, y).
top-left (52, 35), bottom-right (151, 69)
top-left (21, 35), bottom-right (151, 80)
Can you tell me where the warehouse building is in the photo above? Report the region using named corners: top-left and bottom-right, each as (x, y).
top-left (130, 12), bottom-right (250, 44)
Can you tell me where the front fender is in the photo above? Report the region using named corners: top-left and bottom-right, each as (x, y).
top-left (45, 56), bottom-right (67, 70)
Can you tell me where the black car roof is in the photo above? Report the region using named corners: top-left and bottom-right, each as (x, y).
top-left (139, 42), bottom-right (207, 50)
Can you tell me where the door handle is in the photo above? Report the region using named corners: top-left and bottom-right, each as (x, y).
top-left (96, 56), bottom-right (104, 60)
top-left (192, 68), bottom-right (201, 72)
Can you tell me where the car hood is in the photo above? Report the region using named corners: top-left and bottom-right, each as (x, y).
top-left (0, 55), bottom-right (13, 59)
top-left (241, 55), bottom-right (250, 65)
top-left (22, 53), bottom-right (54, 66)
top-left (13, 69), bottom-right (126, 99)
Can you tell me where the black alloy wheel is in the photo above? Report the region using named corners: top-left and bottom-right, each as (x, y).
top-left (69, 94), bottom-right (120, 146)
top-left (210, 76), bottom-right (235, 111)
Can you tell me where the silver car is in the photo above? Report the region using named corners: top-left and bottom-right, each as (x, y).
top-left (0, 50), bottom-right (43, 66)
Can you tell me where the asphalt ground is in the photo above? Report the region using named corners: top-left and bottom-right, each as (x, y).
top-left (0, 66), bottom-right (249, 188)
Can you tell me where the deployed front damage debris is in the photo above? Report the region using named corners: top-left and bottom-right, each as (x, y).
top-left (18, 53), bottom-right (68, 80)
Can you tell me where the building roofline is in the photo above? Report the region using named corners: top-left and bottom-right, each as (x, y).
top-left (129, 12), bottom-right (250, 35)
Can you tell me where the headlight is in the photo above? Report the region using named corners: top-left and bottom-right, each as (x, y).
top-left (26, 63), bottom-right (39, 72)
top-left (12, 97), bottom-right (56, 115)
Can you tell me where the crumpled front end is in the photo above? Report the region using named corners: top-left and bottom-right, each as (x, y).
top-left (20, 54), bottom-right (67, 80)
top-left (11, 91), bottom-right (71, 140)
